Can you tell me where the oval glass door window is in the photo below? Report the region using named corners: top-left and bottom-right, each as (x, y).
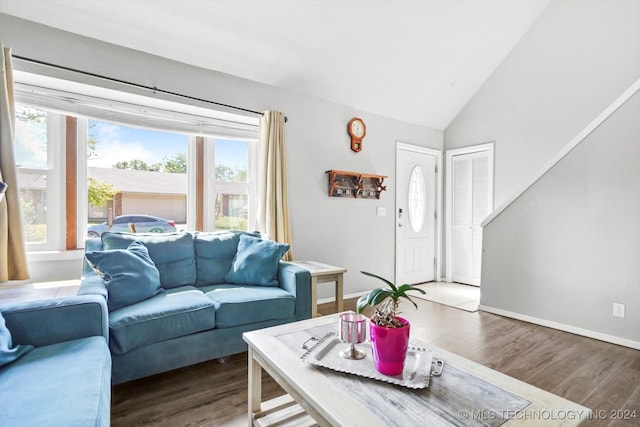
top-left (408, 165), bottom-right (425, 233)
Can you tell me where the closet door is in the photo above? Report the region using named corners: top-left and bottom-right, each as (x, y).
top-left (450, 149), bottom-right (491, 286)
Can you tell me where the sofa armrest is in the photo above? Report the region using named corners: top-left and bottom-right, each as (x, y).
top-left (78, 237), bottom-right (109, 299)
top-left (1, 295), bottom-right (109, 347)
top-left (82, 237), bottom-right (104, 277)
top-left (278, 262), bottom-right (312, 320)
top-left (78, 274), bottom-right (109, 300)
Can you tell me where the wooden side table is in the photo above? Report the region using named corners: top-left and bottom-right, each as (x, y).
top-left (289, 261), bottom-right (346, 317)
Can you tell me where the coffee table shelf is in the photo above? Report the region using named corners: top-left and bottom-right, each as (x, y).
top-left (252, 394), bottom-right (317, 427)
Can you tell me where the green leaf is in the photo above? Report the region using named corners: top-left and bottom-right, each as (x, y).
top-left (358, 271), bottom-right (425, 316)
top-left (397, 284), bottom-right (426, 295)
top-left (87, 177), bottom-right (116, 207)
top-left (399, 294), bottom-right (419, 309)
top-left (369, 288), bottom-right (392, 306)
top-left (361, 271), bottom-right (398, 292)
top-left (356, 294), bottom-right (369, 314)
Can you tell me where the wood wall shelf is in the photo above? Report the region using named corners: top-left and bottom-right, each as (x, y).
top-left (325, 170), bottom-right (387, 199)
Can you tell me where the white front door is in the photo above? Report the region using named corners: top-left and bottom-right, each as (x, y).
top-left (446, 144), bottom-right (494, 286)
top-left (395, 143), bottom-right (440, 285)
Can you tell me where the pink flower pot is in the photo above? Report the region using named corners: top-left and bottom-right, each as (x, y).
top-left (369, 317), bottom-right (410, 376)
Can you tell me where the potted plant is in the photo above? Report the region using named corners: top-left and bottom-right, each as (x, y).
top-left (356, 271), bottom-right (426, 376)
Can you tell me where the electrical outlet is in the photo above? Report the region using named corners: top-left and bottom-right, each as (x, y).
top-left (613, 302), bottom-right (625, 318)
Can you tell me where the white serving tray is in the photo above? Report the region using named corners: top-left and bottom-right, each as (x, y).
top-left (300, 332), bottom-right (443, 389)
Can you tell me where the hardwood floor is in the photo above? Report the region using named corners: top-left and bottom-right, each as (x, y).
top-left (0, 280), bottom-right (80, 304)
top-left (111, 297), bottom-right (640, 426)
top-left (2, 282), bottom-right (636, 425)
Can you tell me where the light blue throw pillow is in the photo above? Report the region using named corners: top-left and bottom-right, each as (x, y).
top-left (225, 235), bottom-right (290, 286)
top-left (85, 241), bottom-right (162, 311)
top-left (0, 311), bottom-right (33, 368)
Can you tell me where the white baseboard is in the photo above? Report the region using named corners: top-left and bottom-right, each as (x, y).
top-left (317, 290), bottom-right (368, 306)
top-left (479, 305), bottom-right (640, 350)
top-left (316, 296), bottom-right (336, 305)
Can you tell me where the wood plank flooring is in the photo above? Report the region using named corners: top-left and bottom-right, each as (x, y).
top-left (0, 280), bottom-right (80, 304)
top-left (111, 297), bottom-right (639, 427)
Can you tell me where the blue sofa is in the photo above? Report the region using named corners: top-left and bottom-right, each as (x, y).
top-left (0, 295), bottom-right (111, 426)
top-left (80, 230), bottom-right (312, 384)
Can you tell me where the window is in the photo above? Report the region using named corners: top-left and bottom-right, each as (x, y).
top-left (14, 71), bottom-right (259, 252)
top-left (205, 138), bottom-right (257, 232)
top-left (85, 118), bottom-right (188, 232)
top-left (15, 105), bottom-right (64, 250)
top-left (408, 165), bottom-right (426, 233)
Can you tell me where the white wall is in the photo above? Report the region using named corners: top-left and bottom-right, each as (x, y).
top-left (446, 0), bottom-right (640, 207)
top-left (444, 0), bottom-right (640, 347)
top-left (482, 90), bottom-right (640, 346)
top-left (0, 14), bottom-right (443, 295)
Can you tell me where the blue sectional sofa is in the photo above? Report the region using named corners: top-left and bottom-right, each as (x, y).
top-left (0, 295), bottom-right (111, 426)
top-left (80, 230), bottom-right (312, 384)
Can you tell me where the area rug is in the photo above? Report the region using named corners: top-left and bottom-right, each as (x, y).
top-left (412, 282), bottom-right (480, 312)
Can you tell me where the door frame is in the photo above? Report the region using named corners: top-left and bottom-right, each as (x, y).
top-left (395, 142), bottom-right (443, 283)
top-left (445, 142), bottom-right (494, 283)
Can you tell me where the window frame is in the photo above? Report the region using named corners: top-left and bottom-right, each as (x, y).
top-left (75, 118), bottom-right (89, 248)
top-left (15, 108), bottom-right (66, 252)
top-left (14, 74), bottom-right (259, 253)
top-left (203, 136), bottom-right (258, 232)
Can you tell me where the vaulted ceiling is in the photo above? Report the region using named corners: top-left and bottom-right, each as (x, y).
top-left (0, 0), bottom-right (551, 130)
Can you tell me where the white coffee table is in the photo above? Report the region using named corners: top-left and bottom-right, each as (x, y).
top-left (243, 313), bottom-right (591, 427)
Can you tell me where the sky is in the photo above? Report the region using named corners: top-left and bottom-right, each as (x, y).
top-left (87, 119), bottom-right (248, 170)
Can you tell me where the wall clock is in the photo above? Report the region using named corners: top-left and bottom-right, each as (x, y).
top-left (348, 117), bottom-right (366, 152)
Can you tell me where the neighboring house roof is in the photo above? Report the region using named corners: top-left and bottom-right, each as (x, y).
top-left (18, 167), bottom-right (241, 196)
top-left (89, 167), bottom-right (186, 195)
top-left (16, 173), bottom-right (47, 190)
top-left (16, 167), bottom-right (186, 194)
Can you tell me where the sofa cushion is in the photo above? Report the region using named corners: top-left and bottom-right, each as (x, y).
top-left (109, 286), bottom-right (216, 355)
top-left (85, 241), bottom-right (163, 312)
top-left (193, 231), bottom-right (260, 286)
top-left (101, 231), bottom-right (196, 289)
top-left (225, 235), bottom-right (290, 286)
top-left (0, 336), bottom-right (111, 426)
top-left (202, 284), bottom-right (295, 328)
top-left (0, 311), bottom-right (33, 368)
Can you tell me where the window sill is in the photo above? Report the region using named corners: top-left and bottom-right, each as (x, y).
top-left (27, 250), bottom-right (85, 262)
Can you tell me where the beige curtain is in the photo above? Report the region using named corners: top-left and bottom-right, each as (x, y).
top-left (257, 111), bottom-right (293, 261)
top-left (0, 46), bottom-right (29, 282)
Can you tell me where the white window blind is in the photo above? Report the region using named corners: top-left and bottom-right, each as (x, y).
top-left (13, 71), bottom-right (259, 139)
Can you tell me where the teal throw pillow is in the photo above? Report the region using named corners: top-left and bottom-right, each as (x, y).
top-left (225, 235), bottom-right (290, 286)
top-left (0, 311), bottom-right (33, 368)
top-left (85, 241), bottom-right (162, 311)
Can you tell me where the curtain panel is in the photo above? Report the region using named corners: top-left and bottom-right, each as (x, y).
top-left (256, 111), bottom-right (293, 261)
top-left (0, 46), bottom-right (29, 282)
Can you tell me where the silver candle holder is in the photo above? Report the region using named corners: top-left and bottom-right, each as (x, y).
top-left (338, 313), bottom-right (367, 360)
